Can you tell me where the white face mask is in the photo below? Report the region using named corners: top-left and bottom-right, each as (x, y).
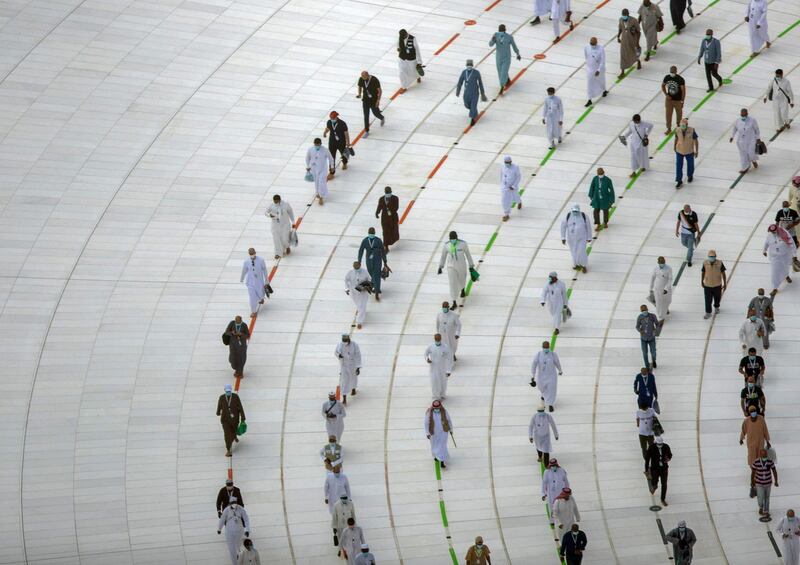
top-left (598, 174), bottom-right (604, 178)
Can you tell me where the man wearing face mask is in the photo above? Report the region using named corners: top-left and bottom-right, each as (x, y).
top-left (665, 521), bottom-right (696, 565)
top-left (624, 114), bottom-right (653, 177)
top-left (438, 231), bottom-right (475, 310)
top-left (356, 70), bottom-right (385, 138)
top-left (238, 539), bottom-right (260, 565)
top-left (353, 543), bottom-right (375, 565)
top-left (345, 261), bottom-right (372, 329)
top-left (437, 301), bottom-right (461, 362)
top-left (583, 37), bottom-right (608, 107)
top-left (335, 334), bottom-right (362, 405)
top-left (745, 0), bottom-right (770, 57)
top-left (636, 305), bottom-right (659, 369)
top-left (240, 248), bottom-right (268, 317)
top-left (775, 201), bottom-right (800, 263)
top-left (740, 375), bottom-right (766, 416)
top-left (322, 391), bottom-right (346, 441)
top-left (751, 447), bottom-right (778, 518)
top-left (375, 186), bottom-right (400, 251)
top-left (455, 59), bottom-right (488, 126)
top-left (553, 488), bottom-right (580, 533)
top-left (217, 496), bottom-right (250, 565)
top-left (465, 536), bottom-right (491, 565)
top-left (740, 408), bottom-right (771, 465)
top-left (634, 366), bottom-right (658, 409)
top-left (701, 250), bottom-right (726, 319)
top-left (676, 204), bottom-right (701, 266)
top-left (739, 309), bottom-right (767, 356)
top-left (306, 137), bottom-right (334, 205)
top-left (776, 509), bottom-right (800, 564)
top-left (730, 108), bottom-right (761, 174)
top-left (765, 69), bottom-right (795, 134)
top-left (550, 0), bottom-right (574, 43)
top-left (738, 347), bottom-right (766, 387)
top-left (697, 29), bottom-right (723, 92)
top-left (617, 9), bottom-right (642, 79)
top-left (649, 257), bottom-right (673, 324)
top-left (531, 340), bottom-right (563, 412)
top-left (320, 435), bottom-right (343, 471)
top-left (661, 66), bottom-right (686, 134)
top-left (489, 24), bottom-right (521, 95)
top-left (425, 334), bottom-right (454, 401)
top-left (331, 495), bottom-right (356, 551)
top-left (323, 111), bottom-right (350, 172)
top-left (559, 523), bottom-right (587, 564)
top-left (324, 467), bottom-right (351, 514)
top-left (638, 0), bottom-right (663, 61)
top-left (216, 479), bottom-right (244, 518)
top-left (339, 517), bottom-right (365, 564)
top-left (748, 288), bottom-right (774, 349)
top-left (529, 401), bottom-right (558, 463)
top-left (588, 167), bottom-right (615, 230)
top-left (265, 194), bottom-right (295, 259)
top-left (500, 155), bottom-right (523, 222)
top-left (561, 203), bottom-right (592, 273)
top-left (645, 436), bottom-right (672, 506)
top-left (358, 227), bottom-right (388, 301)
top-left (425, 400), bottom-right (453, 469)
top-left (763, 224), bottom-right (796, 296)
top-left (541, 272), bottom-right (569, 335)
top-left (216, 384), bottom-right (246, 457)
top-left (542, 458), bottom-right (570, 519)
top-left (673, 118), bottom-right (698, 188)
top-left (542, 87), bottom-right (564, 149)
top-left (223, 315), bottom-right (250, 379)
top-left (636, 401), bottom-right (656, 471)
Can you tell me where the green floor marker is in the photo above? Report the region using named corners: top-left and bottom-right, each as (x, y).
top-left (448, 547), bottom-right (458, 565)
top-left (659, 30), bottom-right (677, 45)
top-left (615, 66), bottom-right (635, 83)
top-left (576, 105), bottom-right (595, 124)
top-left (540, 147), bottom-right (556, 166)
top-left (692, 90), bottom-right (715, 112)
top-left (550, 332), bottom-right (558, 349)
top-left (723, 78), bottom-right (732, 84)
top-left (732, 57), bottom-right (754, 75)
top-left (485, 232), bottom-right (498, 252)
top-left (439, 500), bottom-right (449, 527)
top-left (656, 131), bottom-right (674, 151)
top-left (435, 459), bottom-right (442, 480)
top-left (465, 279), bottom-right (473, 296)
top-left (625, 172), bottom-right (641, 190)
top-left (778, 18), bottom-right (800, 38)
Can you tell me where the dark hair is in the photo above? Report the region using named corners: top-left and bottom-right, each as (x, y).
top-left (314, 137), bottom-right (322, 144)
top-left (243, 539), bottom-right (253, 548)
top-left (632, 114), bottom-right (641, 122)
top-left (399, 29), bottom-right (408, 52)
top-left (498, 24), bottom-right (506, 32)
top-left (449, 231), bottom-right (458, 240)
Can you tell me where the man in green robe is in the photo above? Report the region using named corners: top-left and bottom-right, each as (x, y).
top-left (489, 24), bottom-right (521, 95)
top-left (588, 167), bottom-right (615, 230)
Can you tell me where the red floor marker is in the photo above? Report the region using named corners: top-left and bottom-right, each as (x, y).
top-left (227, 467), bottom-right (233, 480)
top-left (534, 53), bottom-right (546, 60)
top-left (428, 155), bottom-right (448, 178)
top-left (268, 265), bottom-right (278, 282)
top-left (351, 129), bottom-right (366, 145)
top-left (336, 386), bottom-right (341, 401)
top-left (434, 33), bottom-right (460, 55)
top-left (390, 88), bottom-right (404, 100)
top-left (294, 217), bottom-right (303, 229)
top-left (248, 313), bottom-right (257, 334)
top-left (484, 0), bottom-right (502, 10)
top-left (596, 0), bottom-right (610, 7)
top-left (399, 199), bottom-right (415, 224)
top-left (465, 19), bottom-right (477, 25)
top-left (508, 67), bottom-right (527, 87)
top-left (234, 375), bottom-right (242, 392)
top-left (463, 111), bottom-right (485, 133)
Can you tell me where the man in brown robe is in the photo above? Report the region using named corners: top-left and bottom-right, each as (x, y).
top-left (638, 0), bottom-right (663, 61)
top-left (217, 384), bottom-right (246, 457)
top-left (617, 9), bottom-right (642, 78)
top-left (740, 409), bottom-right (770, 465)
top-left (465, 536), bottom-right (491, 565)
top-left (375, 186), bottom-right (400, 251)
top-left (223, 316), bottom-right (250, 378)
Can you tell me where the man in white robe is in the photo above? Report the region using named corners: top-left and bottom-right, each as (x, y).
top-left (730, 108), bottom-right (761, 174)
top-left (306, 137), bottom-right (334, 205)
top-left (530, 0), bottom-right (550, 25)
top-left (777, 509), bottom-right (800, 565)
top-left (541, 458), bottom-right (570, 523)
top-left (552, 488), bottom-right (581, 533)
top-left (625, 114), bottom-right (653, 176)
top-left (345, 261), bottom-right (371, 328)
top-left (500, 155), bottom-right (522, 221)
top-left (531, 341), bottom-right (563, 411)
top-left (324, 468), bottom-right (351, 514)
top-left (331, 495), bottom-right (356, 550)
top-left (265, 194), bottom-right (295, 259)
top-left (436, 301), bottom-right (461, 362)
top-left (584, 38), bottom-right (608, 107)
top-left (240, 248), bottom-right (267, 316)
top-left (438, 231), bottom-right (475, 310)
top-left (353, 543), bottom-right (375, 565)
top-left (217, 498), bottom-right (250, 565)
top-left (425, 400), bottom-right (453, 468)
top-left (543, 87), bottom-right (564, 149)
top-left (339, 518), bottom-right (365, 565)
top-left (425, 334), bottom-right (453, 400)
top-left (529, 401), bottom-right (559, 462)
top-left (764, 69), bottom-right (794, 133)
top-left (551, 0), bottom-right (573, 41)
top-left (763, 224), bottom-right (796, 295)
top-left (541, 272), bottom-right (568, 334)
top-left (322, 391), bottom-right (346, 440)
top-left (739, 314), bottom-right (767, 356)
top-left (649, 256), bottom-right (673, 323)
top-left (745, 0), bottom-right (770, 55)
top-left (335, 335), bottom-right (362, 404)
top-left (560, 203), bottom-right (592, 272)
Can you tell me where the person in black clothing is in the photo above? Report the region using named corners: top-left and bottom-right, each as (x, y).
top-left (217, 384), bottom-right (246, 457)
top-left (740, 375), bottom-right (766, 416)
top-left (223, 316), bottom-right (250, 378)
top-left (375, 186), bottom-right (400, 251)
top-left (669, 0), bottom-right (686, 33)
top-left (645, 435), bottom-right (672, 506)
top-left (216, 478), bottom-right (244, 517)
top-left (738, 347), bottom-right (766, 385)
top-left (560, 524), bottom-right (587, 565)
top-left (661, 66), bottom-right (686, 133)
top-left (324, 111), bottom-right (351, 172)
top-left (356, 71), bottom-right (385, 137)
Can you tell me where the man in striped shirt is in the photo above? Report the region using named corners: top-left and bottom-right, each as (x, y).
top-left (751, 448), bottom-right (779, 518)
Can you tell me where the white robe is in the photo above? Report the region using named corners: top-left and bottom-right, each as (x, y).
top-left (541, 280), bottom-right (568, 330)
top-left (240, 256), bottom-right (267, 314)
top-left (322, 399), bottom-right (346, 440)
top-left (438, 239), bottom-right (475, 304)
top-left (306, 146), bottom-right (334, 198)
top-left (551, 0), bottom-right (570, 37)
top-left (777, 516), bottom-right (800, 565)
top-left (529, 411), bottom-right (558, 453)
top-left (345, 268), bottom-right (371, 324)
top-left (425, 342), bottom-right (454, 400)
top-left (739, 319), bottom-right (766, 355)
top-left (398, 37), bottom-right (422, 89)
top-left (265, 201), bottom-right (294, 257)
top-left (436, 310), bottom-right (462, 356)
top-left (531, 350), bottom-right (562, 406)
top-left (541, 466), bottom-right (569, 507)
top-left (336, 341), bottom-right (362, 395)
top-left (543, 95), bottom-right (564, 145)
top-left (218, 506), bottom-right (250, 565)
top-left (764, 233), bottom-right (796, 290)
top-left (331, 498), bottom-right (356, 537)
top-left (324, 472), bottom-right (351, 514)
top-left (237, 548), bottom-right (261, 565)
top-left (746, 0), bottom-right (769, 53)
top-left (731, 117), bottom-right (760, 170)
top-left (425, 408), bottom-right (453, 463)
top-left (500, 163), bottom-right (522, 215)
top-left (649, 265), bottom-right (673, 321)
top-left (766, 77), bottom-right (794, 129)
top-left (626, 120), bottom-right (653, 171)
top-left (534, 0), bottom-right (550, 16)
top-left (340, 525), bottom-right (365, 565)
top-left (584, 45), bottom-right (606, 99)
top-left (560, 210), bottom-right (592, 268)
top-left (552, 496), bottom-right (581, 532)
top-left (354, 552), bottom-right (376, 565)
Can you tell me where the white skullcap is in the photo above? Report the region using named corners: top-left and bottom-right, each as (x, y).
top-left (361, 543), bottom-right (369, 549)
top-left (503, 155), bottom-right (512, 162)
top-left (548, 271), bottom-right (558, 278)
top-left (571, 202), bottom-right (580, 211)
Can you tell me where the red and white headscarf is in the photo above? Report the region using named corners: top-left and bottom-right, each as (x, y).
top-left (768, 223), bottom-right (792, 245)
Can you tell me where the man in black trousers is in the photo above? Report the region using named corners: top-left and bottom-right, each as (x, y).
top-left (560, 523), bottom-right (587, 564)
top-left (216, 478), bottom-right (244, 517)
top-left (645, 435), bottom-right (673, 506)
top-left (356, 71), bottom-right (385, 138)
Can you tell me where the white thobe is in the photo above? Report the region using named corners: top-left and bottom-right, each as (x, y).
top-left (764, 233), bottom-right (796, 290)
top-left (777, 516), bottom-right (800, 565)
top-left (731, 117), bottom-right (760, 170)
top-left (438, 240), bottom-right (475, 304)
top-left (322, 399), bottom-right (346, 440)
top-left (746, 0), bottom-right (769, 53)
top-left (240, 256), bottom-right (267, 314)
top-left (237, 548), bottom-right (261, 565)
top-left (340, 525), bottom-right (365, 565)
top-left (541, 280), bottom-right (568, 330)
top-left (335, 341), bottom-right (362, 395)
top-left (306, 146), bottom-right (334, 198)
top-left (500, 163), bottom-right (523, 215)
top-left (425, 342), bottom-right (454, 400)
top-left (529, 411), bottom-right (558, 453)
top-left (739, 319), bottom-right (766, 355)
top-left (345, 268), bottom-right (371, 324)
top-left (331, 498), bottom-right (356, 537)
top-left (560, 210), bottom-right (592, 268)
top-left (626, 120), bottom-right (653, 171)
top-left (436, 310), bottom-right (462, 357)
top-left (425, 408), bottom-right (453, 463)
top-left (531, 350), bottom-right (562, 406)
top-left (766, 77), bottom-right (794, 129)
top-left (398, 37), bottom-right (422, 89)
top-left (218, 506), bottom-right (250, 565)
top-left (553, 496), bottom-right (581, 532)
top-left (551, 0), bottom-right (570, 36)
top-left (534, 0), bottom-right (550, 16)
top-left (265, 201), bottom-right (295, 257)
top-left (649, 265), bottom-right (673, 321)
top-left (584, 45), bottom-right (607, 99)
top-left (324, 472), bottom-right (351, 514)
top-left (541, 466), bottom-right (569, 507)
top-left (543, 95), bottom-right (564, 145)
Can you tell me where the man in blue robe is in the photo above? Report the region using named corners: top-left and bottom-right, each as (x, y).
top-left (455, 59), bottom-right (488, 126)
top-left (489, 25), bottom-right (521, 95)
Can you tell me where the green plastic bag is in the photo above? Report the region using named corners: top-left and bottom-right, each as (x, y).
top-left (469, 267), bottom-right (480, 282)
top-left (236, 421), bottom-right (248, 435)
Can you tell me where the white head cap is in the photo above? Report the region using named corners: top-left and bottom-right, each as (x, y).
top-left (503, 155), bottom-right (512, 163)
top-left (571, 202), bottom-right (580, 212)
top-left (549, 271), bottom-right (558, 278)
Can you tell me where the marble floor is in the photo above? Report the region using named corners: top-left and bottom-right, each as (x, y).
top-left (1, 0), bottom-right (800, 563)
